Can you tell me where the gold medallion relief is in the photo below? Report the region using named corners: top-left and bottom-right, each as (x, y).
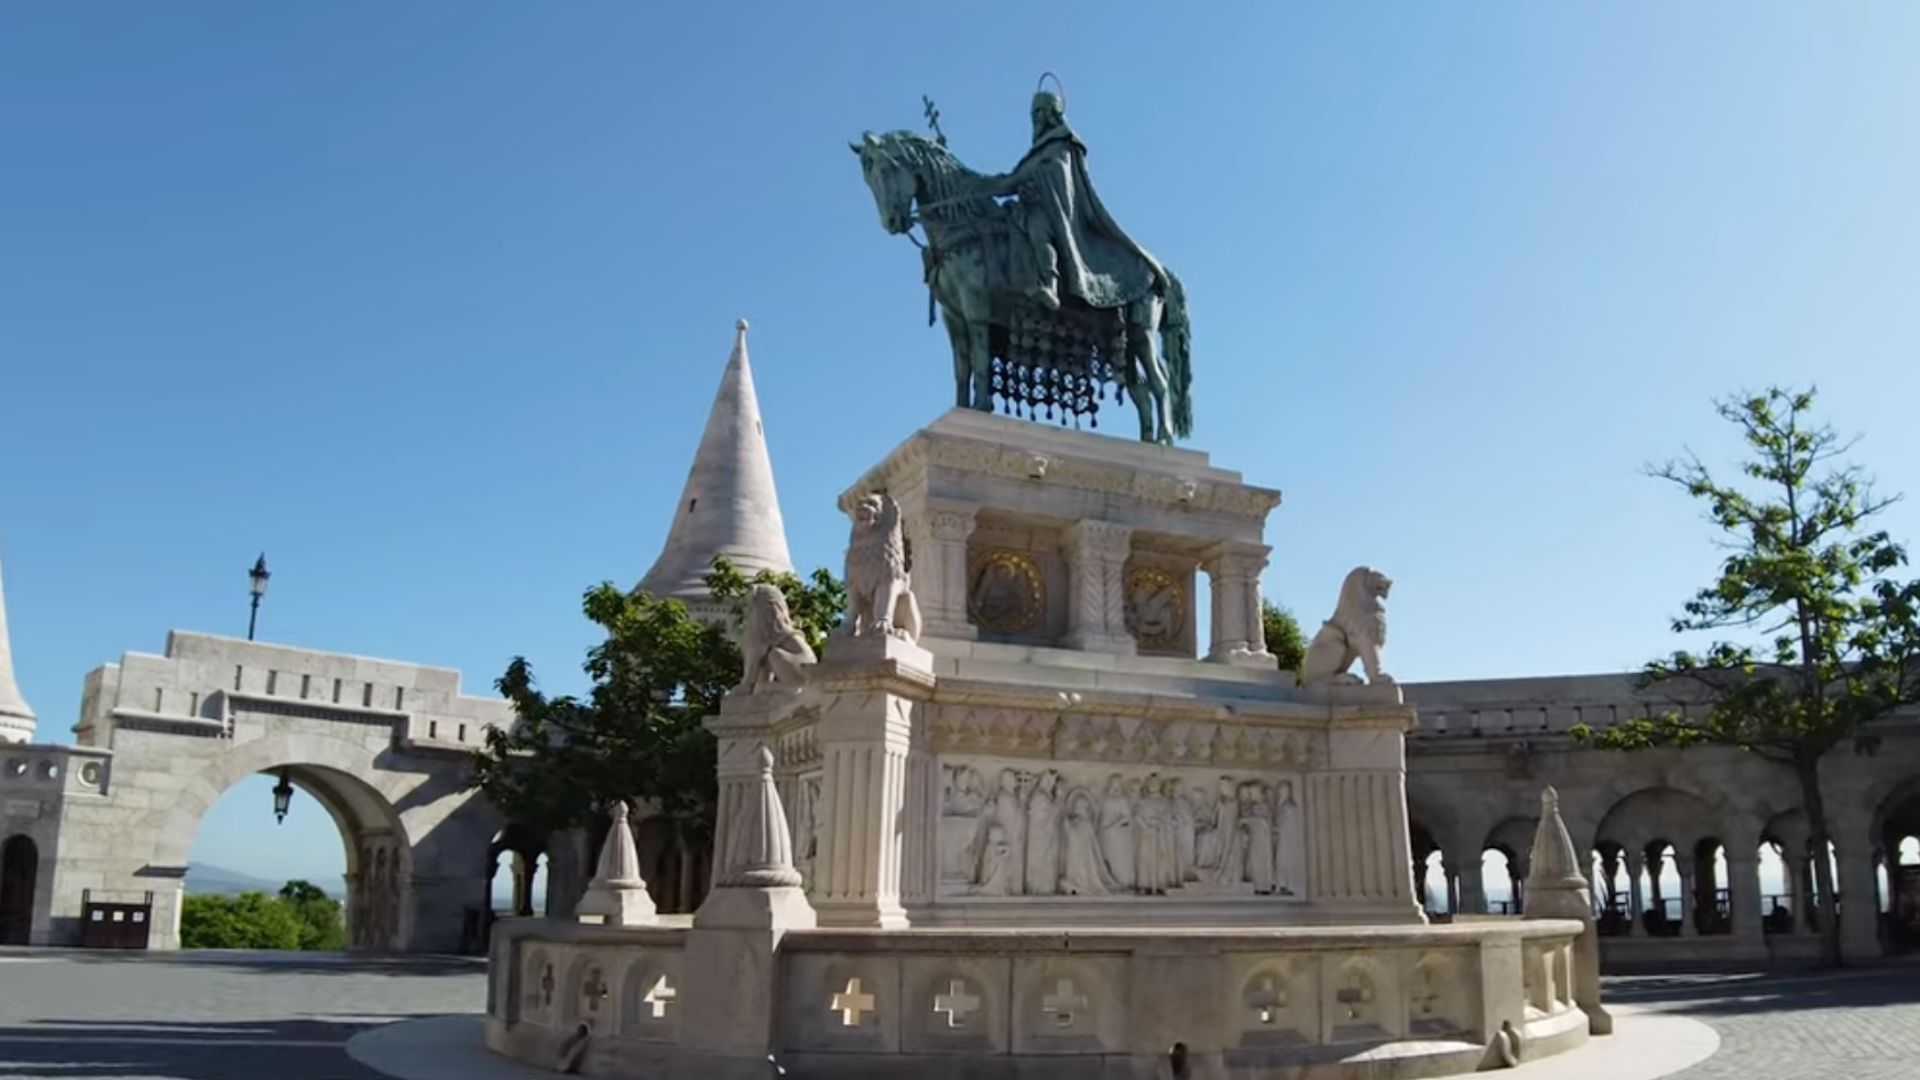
top-left (968, 550), bottom-right (1045, 634)
top-left (1125, 566), bottom-right (1185, 648)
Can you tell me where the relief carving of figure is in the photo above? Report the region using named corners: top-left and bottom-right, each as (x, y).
top-left (1240, 781), bottom-right (1277, 893)
top-left (1195, 776), bottom-right (1240, 876)
top-left (1133, 775), bottom-right (1178, 894)
top-left (1165, 777), bottom-right (1196, 884)
top-left (1274, 780), bottom-right (1304, 896)
top-left (992, 769), bottom-right (1028, 895)
top-left (737, 583), bottom-right (817, 693)
top-left (939, 765), bottom-right (988, 885)
top-left (1059, 788), bottom-right (1113, 896)
top-left (1298, 566), bottom-right (1394, 686)
top-left (842, 492), bottom-right (923, 642)
top-left (977, 823), bottom-right (1015, 896)
top-left (1024, 770), bottom-right (1063, 896)
top-left (1097, 774), bottom-right (1135, 890)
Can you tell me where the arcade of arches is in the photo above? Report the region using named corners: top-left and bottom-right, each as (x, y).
top-left (1406, 726), bottom-right (1920, 962)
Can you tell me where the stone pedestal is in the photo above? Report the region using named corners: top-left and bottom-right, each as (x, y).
top-left (1305, 722), bottom-right (1423, 920)
top-left (809, 634), bottom-right (936, 928)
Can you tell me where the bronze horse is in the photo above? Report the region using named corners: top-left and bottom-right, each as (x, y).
top-left (854, 131), bottom-right (1191, 444)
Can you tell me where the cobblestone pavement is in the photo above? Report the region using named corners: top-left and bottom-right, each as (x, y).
top-left (0, 949), bottom-right (484, 1080)
top-left (3, 949), bottom-right (1918, 1079)
top-left (1606, 961), bottom-right (1920, 1080)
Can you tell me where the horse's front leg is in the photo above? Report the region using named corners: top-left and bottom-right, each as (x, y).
top-left (940, 306), bottom-right (970, 408)
top-left (961, 269), bottom-right (995, 411)
top-left (967, 319), bottom-right (994, 411)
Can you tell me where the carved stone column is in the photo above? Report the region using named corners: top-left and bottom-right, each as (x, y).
top-left (1728, 850), bottom-right (1764, 945)
top-left (908, 504), bottom-right (977, 640)
top-left (810, 637), bottom-right (936, 928)
top-left (1837, 841), bottom-right (1884, 961)
top-left (1062, 521), bottom-right (1135, 655)
top-left (1454, 850), bottom-right (1487, 914)
top-left (1674, 863), bottom-right (1695, 936)
top-left (1202, 541), bottom-right (1273, 666)
top-left (1624, 852), bottom-right (1644, 935)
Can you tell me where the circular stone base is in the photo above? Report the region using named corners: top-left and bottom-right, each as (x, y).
top-left (473, 919), bottom-right (1622, 1078)
top-left (348, 1006), bottom-right (1718, 1080)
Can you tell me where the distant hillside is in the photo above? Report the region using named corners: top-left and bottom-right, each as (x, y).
top-left (185, 863), bottom-right (342, 899)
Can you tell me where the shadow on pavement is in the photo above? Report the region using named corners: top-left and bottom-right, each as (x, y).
top-left (2, 947), bottom-right (483, 979)
top-left (0, 1014), bottom-right (452, 1080)
top-left (1604, 958), bottom-right (1920, 1018)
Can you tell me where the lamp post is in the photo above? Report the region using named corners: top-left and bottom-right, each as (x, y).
top-left (247, 554), bottom-right (271, 641)
top-left (271, 769), bottom-right (294, 824)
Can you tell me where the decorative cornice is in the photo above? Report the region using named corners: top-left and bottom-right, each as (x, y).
top-left (853, 435), bottom-right (1282, 522)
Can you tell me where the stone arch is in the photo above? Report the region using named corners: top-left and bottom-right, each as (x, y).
top-left (1581, 773), bottom-right (1735, 852)
top-left (1592, 787), bottom-right (1721, 856)
top-left (152, 731), bottom-right (415, 951)
top-left (1868, 775), bottom-right (1920, 839)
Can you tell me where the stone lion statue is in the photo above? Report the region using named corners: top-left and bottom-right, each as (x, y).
top-left (1297, 566), bottom-right (1393, 686)
top-left (842, 492), bottom-right (922, 642)
top-left (739, 583), bottom-right (816, 693)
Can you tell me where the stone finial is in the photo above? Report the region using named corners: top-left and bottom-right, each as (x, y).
top-left (1524, 786), bottom-right (1587, 893)
top-left (0, 541), bottom-right (37, 744)
top-left (575, 801), bottom-right (658, 927)
top-left (1521, 789), bottom-right (1615, 1035)
top-left (719, 746), bottom-right (803, 888)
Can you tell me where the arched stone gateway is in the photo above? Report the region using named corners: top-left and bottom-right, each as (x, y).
top-left (0, 632), bottom-right (516, 951)
top-left (162, 744), bottom-right (417, 951)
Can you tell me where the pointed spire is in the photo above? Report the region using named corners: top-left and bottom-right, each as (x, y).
top-left (638, 319), bottom-right (795, 604)
top-left (575, 801), bottom-right (658, 927)
top-left (0, 540), bottom-right (37, 744)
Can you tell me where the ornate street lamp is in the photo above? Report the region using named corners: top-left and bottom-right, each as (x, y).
top-left (271, 769), bottom-right (294, 824)
top-left (247, 554), bottom-right (271, 641)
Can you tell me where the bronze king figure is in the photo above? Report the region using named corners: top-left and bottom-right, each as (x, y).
top-left (853, 75), bottom-right (1192, 444)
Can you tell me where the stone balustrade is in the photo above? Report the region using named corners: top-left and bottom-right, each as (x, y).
top-left (486, 918), bottom-right (1592, 1078)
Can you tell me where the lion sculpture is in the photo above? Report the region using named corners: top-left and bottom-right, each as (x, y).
top-left (1297, 566), bottom-right (1394, 687)
top-left (842, 492), bottom-right (923, 642)
top-left (738, 583), bottom-right (817, 693)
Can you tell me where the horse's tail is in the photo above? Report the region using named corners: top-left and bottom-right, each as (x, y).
top-left (1162, 270), bottom-right (1193, 439)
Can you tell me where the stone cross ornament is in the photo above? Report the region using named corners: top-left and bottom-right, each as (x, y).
top-left (852, 76), bottom-right (1194, 444)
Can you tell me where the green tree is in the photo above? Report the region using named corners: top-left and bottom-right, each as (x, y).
top-left (279, 880), bottom-right (347, 951)
top-left (1262, 600), bottom-right (1307, 674)
top-left (472, 557), bottom-right (845, 855)
top-left (179, 891), bottom-right (303, 950)
top-left (1570, 388), bottom-right (1920, 965)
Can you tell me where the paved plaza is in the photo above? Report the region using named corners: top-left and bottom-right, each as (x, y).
top-left (0, 948), bottom-right (1916, 1079)
top-left (0, 950), bottom-right (483, 1080)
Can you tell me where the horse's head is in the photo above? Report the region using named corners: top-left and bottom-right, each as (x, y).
top-left (850, 130), bottom-right (922, 236)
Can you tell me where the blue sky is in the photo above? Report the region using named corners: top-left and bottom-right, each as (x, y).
top-left (4, 4), bottom-right (1918, 888)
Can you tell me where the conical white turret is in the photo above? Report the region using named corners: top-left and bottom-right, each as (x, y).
top-left (638, 320), bottom-right (795, 607)
top-left (0, 541), bottom-right (37, 744)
